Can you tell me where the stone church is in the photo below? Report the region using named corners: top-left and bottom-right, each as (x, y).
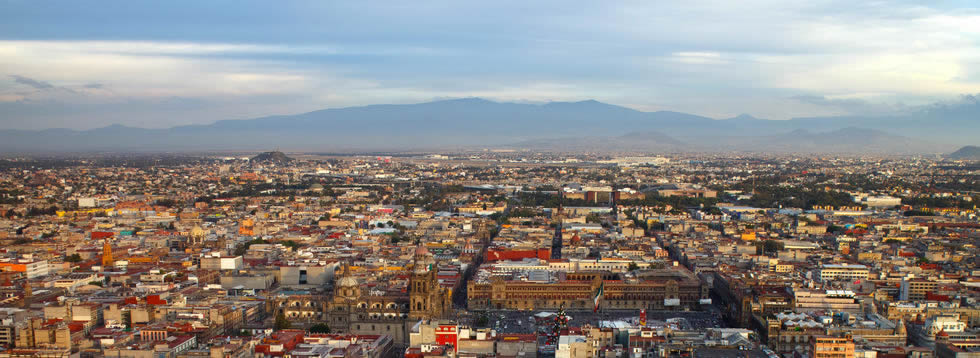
top-left (326, 245), bottom-right (451, 347)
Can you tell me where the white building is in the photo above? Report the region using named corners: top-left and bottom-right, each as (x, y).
top-left (77, 197), bottom-right (97, 208)
top-left (854, 195), bottom-right (902, 208)
top-left (53, 272), bottom-right (100, 291)
top-left (557, 335), bottom-right (588, 358)
top-left (818, 264), bottom-right (870, 282)
top-left (200, 255), bottom-right (243, 270)
top-left (0, 259), bottom-right (49, 279)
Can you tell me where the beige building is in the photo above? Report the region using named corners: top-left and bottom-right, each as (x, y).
top-left (468, 268), bottom-right (705, 311)
top-left (280, 264), bottom-right (334, 287)
top-left (812, 336), bottom-right (855, 358)
top-left (15, 318), bottom-right (72, 350)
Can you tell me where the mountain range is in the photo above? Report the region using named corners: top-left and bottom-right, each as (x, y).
top-left (948, 146), bottom-right (980, 160)
top-left (0, 98), bottom-right (976, 153)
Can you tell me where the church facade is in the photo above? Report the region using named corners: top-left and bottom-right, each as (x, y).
top-left (325, 246), bottom-right (451, 347)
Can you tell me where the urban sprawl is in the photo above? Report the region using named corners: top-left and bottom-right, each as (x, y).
top-left (0, 152), bottom-right (977, 358)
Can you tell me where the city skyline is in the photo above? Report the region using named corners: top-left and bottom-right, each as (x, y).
top-left (2, 3), bottom-right (980, 357)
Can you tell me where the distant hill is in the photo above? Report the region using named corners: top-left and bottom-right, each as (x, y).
top-left (251, 151), bottom-right (292, 163)
top-left (948, 146), bottom-right (980, 160)
top-left (725, 127), bottom-right (941, 154)
top-left (510, 131), bottom-right (686, 152)
top-left (0, 97), bottom-right (975, 153)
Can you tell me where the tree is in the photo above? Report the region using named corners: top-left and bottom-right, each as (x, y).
top-left (390, 235), bottom-right (406, 244)
top-left (65, 254), bottom-right (82, 263)
top-left (585, 213), bottom-right (602, 224)
top-left (475, 313), bottom-right (490, 327)
top-left (309, 323), bottom-right (331, 333)
top-left (628, 261), bottom-right (640, 271)
top-left (274, 312), bottom-right (292, 330)
top-left (235, 238), bottom-right (268, 255)
top-left (757, 240), bottom-right (784, 255)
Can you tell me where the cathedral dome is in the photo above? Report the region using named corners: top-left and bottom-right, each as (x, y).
top-left (413, 244), bottom-right (434, 274)
top-left (336, 262), bottom-right (359, 288)
top-left (337, 275), bottom-right (359, 288)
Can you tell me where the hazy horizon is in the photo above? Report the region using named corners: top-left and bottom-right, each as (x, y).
top-left (0, 96), bottom-right (977, 132)
top-left (3, 1), bottom-right (980, 130)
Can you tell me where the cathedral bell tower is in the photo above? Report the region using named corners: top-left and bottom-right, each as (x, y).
top-left (102, 240), bottom-right (113, 268)
top-left (409, 245), bottom-right (439, 320)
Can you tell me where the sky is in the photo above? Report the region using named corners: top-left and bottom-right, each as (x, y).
top-left (1, 0), bottom-right (979, 130)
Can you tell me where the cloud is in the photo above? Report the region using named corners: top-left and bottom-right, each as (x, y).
top-left (0, 1), bottom-right (979, 127)
top-left (10, 75), bottom-right (54, 90)
top-left (668, 52), bottom-right (727, 65)
top-left (790, 95), bottom-right (870, 108)
top-left (788, 94), bottom-right (911, 116)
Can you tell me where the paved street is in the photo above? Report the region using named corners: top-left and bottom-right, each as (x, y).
top-left (463, 308), bottom-right (727, 334)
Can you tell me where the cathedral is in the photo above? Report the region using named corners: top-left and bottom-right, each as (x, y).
top-left (326, 245), bottom-right (451, 347)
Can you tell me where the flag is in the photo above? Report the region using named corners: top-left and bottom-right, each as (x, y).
top-left (593, 282), bottom-right (604, 312)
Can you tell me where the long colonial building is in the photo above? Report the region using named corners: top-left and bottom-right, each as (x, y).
top-left (467, 266), bottom-right (706, 311)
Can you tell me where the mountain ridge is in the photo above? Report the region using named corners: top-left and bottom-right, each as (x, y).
top-left (948, 146), bottom-right (980, 160)
top-left (0, 98), bottom-right (974, 153)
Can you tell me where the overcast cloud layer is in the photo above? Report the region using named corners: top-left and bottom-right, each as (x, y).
top-left (1, 1), bottom-right (979, 129)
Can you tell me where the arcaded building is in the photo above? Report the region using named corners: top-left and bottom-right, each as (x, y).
top-left (467, 266), bottom-right (706, 311)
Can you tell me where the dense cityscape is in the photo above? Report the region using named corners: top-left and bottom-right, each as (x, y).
top-left (5, 0), bottom-right (980, 357)
top-left (0, 151), bottom-right (975, 358)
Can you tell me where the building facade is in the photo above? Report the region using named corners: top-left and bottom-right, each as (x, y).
top-left (326, 247), bottom-right (450, 348)
top-left (467, 269), bottom-right (705, 311)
